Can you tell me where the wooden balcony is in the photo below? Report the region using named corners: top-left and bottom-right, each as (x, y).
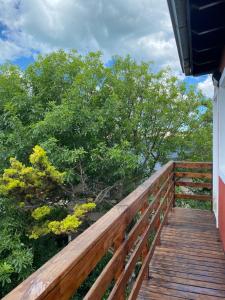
top-left (3, 161), bottom-right (222, 300)
top-left (138, 208), bottom-right (225, 299)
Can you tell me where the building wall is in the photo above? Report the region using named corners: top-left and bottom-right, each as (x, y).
top-left (213, 89), bottom-right (219, 225)
top-left (216, 64), bottom-right (225, 249)
top-left (219, 177), bottom-right (225, 249)
top-left (220, 48), bottom-right (225, 72)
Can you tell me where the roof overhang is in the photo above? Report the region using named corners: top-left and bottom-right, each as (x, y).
top-left (167, 0), bottom-right (225, 76)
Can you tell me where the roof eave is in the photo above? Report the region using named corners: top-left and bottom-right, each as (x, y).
top-left (167, 0), bottom-right (191, 75)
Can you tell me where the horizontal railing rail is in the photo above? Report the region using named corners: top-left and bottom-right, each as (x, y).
top-left (174, 161), bottom-right (213, 208)
top-left (3, 161), bottom-right (213, 300)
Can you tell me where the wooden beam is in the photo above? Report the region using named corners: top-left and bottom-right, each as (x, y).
top-left (3, 160), bottom-right (214, 300)
top-left (175, 162), bottom-right (212, 169)
top-left (175, 181), bottom-right (212, 189)
top-left (175, 172), bottom-right (212, 180)
top-left (84, 174), bottom-right (175, 299)
top-left (128, 194), bottom-right (174, 300)
top-left (175, 194), bottom-right (212, 201)
top-left (108, 183), bottom-right (174, 300)
top-left (3, 163), bottom-right (174, 300)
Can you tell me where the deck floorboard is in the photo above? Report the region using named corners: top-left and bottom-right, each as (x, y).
top-left (137, 207), bottom-right (225, 300)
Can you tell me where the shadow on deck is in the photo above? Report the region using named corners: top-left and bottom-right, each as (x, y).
top-left (138, 207), bottom-right (225, 300)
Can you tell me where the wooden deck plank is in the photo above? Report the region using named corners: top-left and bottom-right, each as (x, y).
top-left (149, 267), bottom-right (225, 284)
top-left (162, 228), bottom-right (220, 238)
top-left (156, 246), bottom-right (225, 260)
top-left (150, 260), bottom-right (225, 278)
top-left (140, 284), bottom-right (223, 300)
top-left (160, 241), bottom-right (224, 254)
top-left (161, 235), bottom-right (222, 246)
top-left (137, 208), bottom-right (225, 300)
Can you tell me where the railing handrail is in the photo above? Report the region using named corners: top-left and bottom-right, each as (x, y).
top-left (175, 161), bottom-right (213, 169)
top-left (4, 162), bottom-right (174, 300)
top-left (4, 161), bottom-right (213, 300)
top-left (174, 161), bottom-right (213, 207)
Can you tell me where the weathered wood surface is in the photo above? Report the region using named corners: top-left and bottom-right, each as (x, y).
top-left (137, 207), bottom-right (225, 300)
top-left (175, 181), bottom-right (212, 189)
top-left (175, 172), bottom-right (212, 180)
top-left (3, 161), bottom-right (214, 300)
top-left (174, 161), bottom-right (213, 207)
top-left (175, 193), bottom-right (212, 201)
top-left (175, 162), bottom-right (212, 169)
top-left (3, 162), bottom-right (174, 300)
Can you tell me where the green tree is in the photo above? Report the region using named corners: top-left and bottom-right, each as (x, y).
top-left (0, 52), bottom-right (212, 198)
top-left (0, 198), bottom-right (33, 297)
top-left (0, 50), bottom-right (212, 296)
top-left (0, 145), bottom-right (95, 239)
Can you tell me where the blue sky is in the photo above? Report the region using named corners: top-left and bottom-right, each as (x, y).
top-left (12, 55), bottom-right (34, 69)
top-left (184, 75), bottom-right (209, 88)
top-left (0, 0), bottom-right (213, 97)
top-left (0, 22), bottom-right (7, 40)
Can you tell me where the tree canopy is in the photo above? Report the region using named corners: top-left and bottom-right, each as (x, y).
top-left (0, 50), bottom-right (212, 296)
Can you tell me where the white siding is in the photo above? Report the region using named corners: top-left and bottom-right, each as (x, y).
top-left (214, 69), bottom-right (225, 226)
top-left (213, 88), bottom-right (219, 225)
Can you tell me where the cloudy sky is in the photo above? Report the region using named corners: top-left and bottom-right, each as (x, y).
top-left (0, 0), bottom-right (213, 97)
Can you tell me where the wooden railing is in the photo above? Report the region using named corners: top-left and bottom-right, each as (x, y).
top-left (3, 161), bottom-right (212, 300)
top-left (174, 161), bottom-right (213, 208)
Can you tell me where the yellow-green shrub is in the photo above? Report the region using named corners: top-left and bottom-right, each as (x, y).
top-left (0, 146), bottom-right (96, 240)
top-left (0, 145), bottom-right (64, 204)
top-left (30, 203), bottom-right (96, 238)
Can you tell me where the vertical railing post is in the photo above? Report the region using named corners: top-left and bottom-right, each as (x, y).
top-left (211, 166), bottom-right (213, 212)
top-left (173, 161), bottom-right (176, 208)
top-left (141, 196), bottom-right (150, 279)
top-left (114, 230), bottom-right (126, 300)
top-left (164, 197), bottom-right (169, 225)
top-left (154, 206), bottom-right (161, 246)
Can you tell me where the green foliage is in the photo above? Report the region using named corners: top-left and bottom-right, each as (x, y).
top-left (0, 146), bottom-right (95, 297)
top-left (0, 50), bottom-right (212, 297)
top-left (0, 199), bottom-right (33, 297)
top-left (0, 145), bottom-right (64, 205)
top-left (0, 51), bottom-right (212, 190)
top-left (32, 205), bottom-right (52, 220)
top-left (0, 146), bottom-right (96, 239)
top-left (176, 199), bottom-right (211, 210)
top-left (31, 202), bottom-right (96, 238)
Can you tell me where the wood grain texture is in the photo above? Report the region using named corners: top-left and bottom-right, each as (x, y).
top-left (3, 161), bottom-right (215, 300)
top-left (3, 162), bottom-right (174, 300)
top-left (137, 207), bottom-right (225, 300)
top-left (175, 162), bottom-right (212, 169)
top-left (174, 162), bottom-right (212, 208)
top-left (175, 181), bottom-right (212, 189)
top-left (108, 183), bottom-right (174, 300)
top-left (128, 193), bottom-right (174, 300)
top-left (175, 172), bottom-right (212, 179)
top-left (175, 193), bottom-right (212, 201)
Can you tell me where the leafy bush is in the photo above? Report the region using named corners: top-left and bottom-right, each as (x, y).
top-left (0, 199), bottom-right (33, 297)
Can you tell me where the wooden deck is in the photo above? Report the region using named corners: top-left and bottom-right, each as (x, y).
top-left (4, 162), bottom-right (215, 300)
top-left (138, 207), bottom-right (225, 300)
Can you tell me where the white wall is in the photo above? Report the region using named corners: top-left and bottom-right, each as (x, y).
top-left (218, 71), bottom-right (225, 182)
top-left (213, 69), bottom-right (225, 227)
top-left (213, 87), bottom-right (219, 225)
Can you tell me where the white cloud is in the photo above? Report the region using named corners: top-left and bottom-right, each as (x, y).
top-left (197, 75), bottom-right (214, 99)
top-left (0, 0), bottom-right (180, 70)
top-left (0, 39), bottom-right (31, 61)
